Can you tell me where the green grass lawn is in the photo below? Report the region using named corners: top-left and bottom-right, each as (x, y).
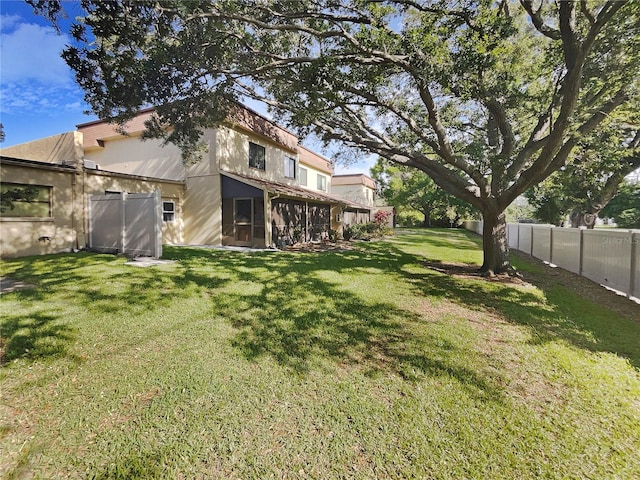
top-left (1, 229), bottom-right (639, 479)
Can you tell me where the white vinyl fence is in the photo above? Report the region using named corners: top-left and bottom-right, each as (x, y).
top-left (89, 191), bottom-right (163, 258)
top-left (464, 220), bottom-right (640, 300)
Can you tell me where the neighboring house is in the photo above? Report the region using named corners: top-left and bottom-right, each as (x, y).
top-left (0, 105), bottom-right (374, 257)
top-left (332, 174), bottom-right (394, 227)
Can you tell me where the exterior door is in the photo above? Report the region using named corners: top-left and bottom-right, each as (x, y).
top-left (234, 198), bottom-right (253, 246)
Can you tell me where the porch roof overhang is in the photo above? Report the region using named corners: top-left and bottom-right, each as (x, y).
top-left (221, 171), bottom-right (368, 210)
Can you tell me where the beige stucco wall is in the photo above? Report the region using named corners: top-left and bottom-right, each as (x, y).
top-left (0, 131), bottom-right (84, 165)
top-left (1, 163), bottom-right (79, 258)
top-left (183, 175), bottom-right (222, 245)
top-left (331, 184), bottom-right (375, 207)
top-left (298, 164), bottom-right (331, 194)
top-left (78, 127), bottom-right (222, 245)
top-left (84, 134), bottom-right (188, 181)
top-left (216, 126), bottom-right (297, 183)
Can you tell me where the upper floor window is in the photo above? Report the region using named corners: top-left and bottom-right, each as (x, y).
top-left (284, 157), bottom-right (296, 179)
top-left (162, 200), bottom-right (175, 222)
top-left (0, 183), bottom-right (51, 217)
top-left (249, 142), bottom-right (266, 170)
top-left (299, 167), bottom-right (308, 186)
top-left (317, 174), bottom-right (327, 192)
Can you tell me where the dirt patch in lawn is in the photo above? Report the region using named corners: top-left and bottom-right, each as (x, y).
top-left (422, 260), bottom-right (534, 286)
top-left (0, 276), bottom-right (35, 295)
top-left (282, 240), bottom-right (357, 253)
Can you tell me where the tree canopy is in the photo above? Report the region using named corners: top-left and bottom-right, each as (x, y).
top-left (31, 0), bottom-right (640, 273)
top-left (526, 111), bottom-right (640, 227)
top-left (371, 158), bottom-right (474, 227)
top-left (600, 181), bottom-right (640, 229)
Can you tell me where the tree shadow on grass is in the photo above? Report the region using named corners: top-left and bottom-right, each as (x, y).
top-left (0, 311), bottom-right (80, 365)
top-left (164, 246), bottom-right (505, 403)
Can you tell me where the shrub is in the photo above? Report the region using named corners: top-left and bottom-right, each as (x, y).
top-left (342, 225), bottom-right (354, 241)
top-left (373, 210), bottom-right (392, 227)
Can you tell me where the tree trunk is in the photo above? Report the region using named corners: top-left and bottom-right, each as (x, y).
top-left (569, 209), bottom-right (597, 229)
top-left (422, 208), bottom-right (431, 227)
top-left (480, 211), bottom-right (511, 275)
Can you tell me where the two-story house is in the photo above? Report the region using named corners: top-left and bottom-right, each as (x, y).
top-left (332, 174), bottom-right (395, 227)
top-left (0, 105), bottom-right (373, 257)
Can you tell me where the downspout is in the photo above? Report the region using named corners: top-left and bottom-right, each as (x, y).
top-left (266, 191), bottom-right (280, 248)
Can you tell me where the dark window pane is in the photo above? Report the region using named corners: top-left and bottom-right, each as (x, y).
top-left (249, 142), bottom-right (266, 170)
top-left (235, 199), bottom-right (252, 223)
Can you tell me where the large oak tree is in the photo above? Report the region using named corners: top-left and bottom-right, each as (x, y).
top-left (32, 0), bottom-right (640, 273)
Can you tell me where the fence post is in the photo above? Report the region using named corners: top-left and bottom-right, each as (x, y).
top-left (578, 227), bottom-right (585, 277)
top-left (88, 195), bottom-right (94, 249)
top-left (154, 190), bottom-right (163, 259)
top-left (517, 223), bottom-right (521, 252)
top-left (120, 192), bottom-right (127, 254)
top-left (630, 231), bottom-right (638, 299)
top-left (549, 225), bottom-right (554, 265)
top-left (530, 226), bottom-right (534, 256)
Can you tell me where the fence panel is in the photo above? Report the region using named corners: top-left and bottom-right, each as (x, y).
top-left (89, 195), bottom-right (123, 253)
top-left (518, 225), bottom-right (533, 255)
top-left (581, 230), bottom-right (632, 295)
top-left (633, 233), bottom-right (640, 300)
top-left (89, 192), bottom-right (162, 257)
top-left (507, 223), bottom-right (519, 249)
top-left (463, 220), bottom-right (483, 235)
top-left (125, 193), bottom-right (162, 257)
top-left (551, 228), bottom-right (582, 274)
top-left (465, 222), bottom-right (639, 298)
top-left (531, 225), bottom-right (552, 262)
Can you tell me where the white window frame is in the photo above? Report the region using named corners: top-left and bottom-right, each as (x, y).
top-left (299, 167), bottom-right (308, 186)
top-left (284, 157), bottom-right (296, 179)
top-left (317, 174), bottom-right (327, 192)
top-left (162, 200), bottom-right (175, 222)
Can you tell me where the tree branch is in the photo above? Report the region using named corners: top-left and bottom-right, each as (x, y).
top-left (520, 0), bottom-right (561, 40)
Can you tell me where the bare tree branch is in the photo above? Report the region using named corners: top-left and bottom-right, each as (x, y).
top-left (520, 0), bottom-right (561, 40)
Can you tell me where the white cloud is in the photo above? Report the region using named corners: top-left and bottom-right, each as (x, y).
top-left (0, 14), bottom-right (22, 32)
top-left (1, 22), bottom-right (72, 86)
top-left (0, 83), bottom-right (81, 115)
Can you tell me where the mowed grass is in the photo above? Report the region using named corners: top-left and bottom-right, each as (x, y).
top-left (1, 229), bottom-right (639, 479)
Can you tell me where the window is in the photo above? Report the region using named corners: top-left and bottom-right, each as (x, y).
top-left (299, 167), bottom-right (308, 186)
top-left (317, 174), bottom-right (327, 191)
top-left (249, 142), bottom-right (266, 170)
top-left (0, 183), bottom-right (51, 217)
top-left (162, 200), bottom-right (175, 222)
top-left (284, 157), bottom-right (296, 179)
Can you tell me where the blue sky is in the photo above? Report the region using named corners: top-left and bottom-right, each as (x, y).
top-left (0, 1), bottom-right (98, 147)
top-left (0, 1), bottom-right (372, 174)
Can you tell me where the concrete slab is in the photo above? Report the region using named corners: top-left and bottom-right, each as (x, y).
top-left (0, 276), bottom-right (35, 294)
top-left (124, 257), bottom-right (176, 268)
